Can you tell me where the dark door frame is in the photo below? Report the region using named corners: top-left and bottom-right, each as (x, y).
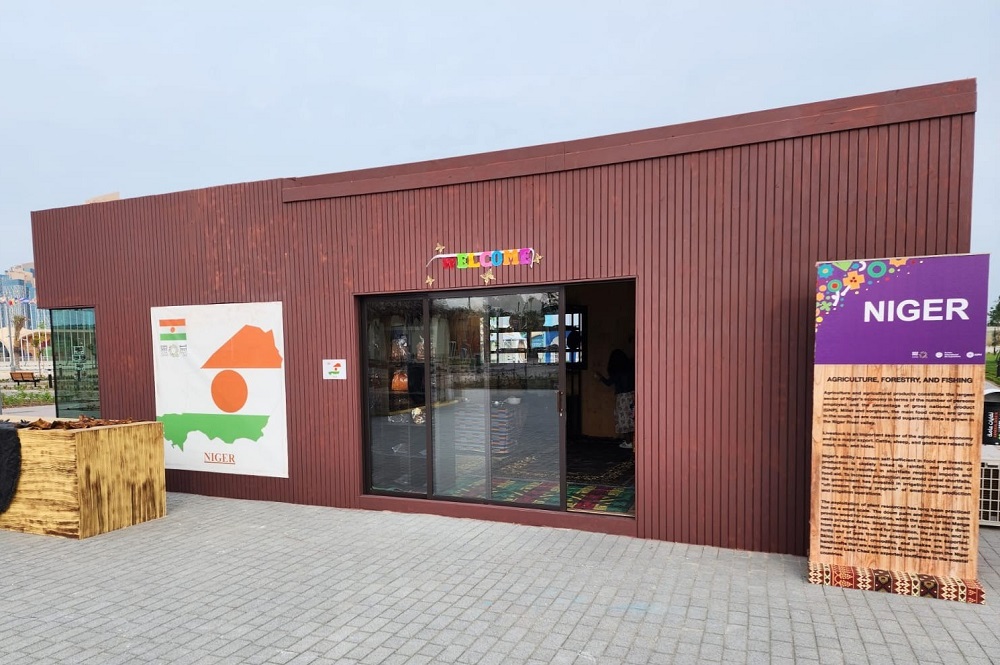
top-left (360, 285), bottom-right (568, 510)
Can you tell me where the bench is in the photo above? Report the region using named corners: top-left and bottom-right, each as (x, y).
top-left (10, 371), bottom-right (40, 386)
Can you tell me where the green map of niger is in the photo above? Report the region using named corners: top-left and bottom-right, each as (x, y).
top-left (158, 324), bottom-right (282, 450)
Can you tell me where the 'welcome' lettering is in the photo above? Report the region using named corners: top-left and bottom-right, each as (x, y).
top-left (427, 247), bottom-right (537, 270)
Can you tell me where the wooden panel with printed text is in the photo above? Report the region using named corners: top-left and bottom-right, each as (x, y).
top-left (809, 364), bottom-right (982, 579)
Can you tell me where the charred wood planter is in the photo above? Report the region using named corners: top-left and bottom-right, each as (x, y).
top-left (0, 418), bottom-right (165, 538)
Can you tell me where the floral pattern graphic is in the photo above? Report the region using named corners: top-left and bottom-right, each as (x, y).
top-left (815, 257), bottom-right (919, 329)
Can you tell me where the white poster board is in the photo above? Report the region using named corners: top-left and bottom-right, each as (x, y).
top-left (151, 302), bottom-right (288, 477)
top-left (323, 359), bottom-right (347, 380)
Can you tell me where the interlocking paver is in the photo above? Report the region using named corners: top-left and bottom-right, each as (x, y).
top-left (1, 493), bottom-right (999, 663)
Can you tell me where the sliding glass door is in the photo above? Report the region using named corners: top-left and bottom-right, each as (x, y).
top-left (429, 291), bottom-right (563, 507)
top-left (364, 288), bottom-right (565, 509)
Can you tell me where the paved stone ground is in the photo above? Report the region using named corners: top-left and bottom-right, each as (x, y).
top-left (1, 493), bottom-right (999, 665)
top-left (0, 403), bottom-right (56, 421)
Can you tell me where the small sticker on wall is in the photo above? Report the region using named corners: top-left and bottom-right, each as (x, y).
top-left (323, 359), bottom-right (346, 380)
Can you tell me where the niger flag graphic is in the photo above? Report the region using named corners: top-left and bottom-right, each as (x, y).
top-left (159, 318), bottom-right (187, 341)
top-left (159, 325), bottom-right (283, 451)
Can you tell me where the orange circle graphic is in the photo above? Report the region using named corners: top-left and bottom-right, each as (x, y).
top-left (211, 369), bottom-right (248, 413)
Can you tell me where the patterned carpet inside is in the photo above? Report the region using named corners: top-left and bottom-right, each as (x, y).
top-left (566, 483), bottom-right (635, 514)
top-left (440, 477), bottom-right (635, 515)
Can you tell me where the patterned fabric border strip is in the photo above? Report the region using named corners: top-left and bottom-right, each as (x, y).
top-left (807, 562), bottom-right (985, 605)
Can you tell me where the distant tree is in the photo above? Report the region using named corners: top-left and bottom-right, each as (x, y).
top-left (26, 331), bottom-right (46, 373)
top-left (12, 314), bottom-right (25, 367)
top-left (991, 296), bottom-right (1000, 356)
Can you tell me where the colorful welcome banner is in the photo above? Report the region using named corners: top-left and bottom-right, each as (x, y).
top-left (809, 253), bottom-right (989, 603)
top-left (426, 247), bottom-right (537, 270)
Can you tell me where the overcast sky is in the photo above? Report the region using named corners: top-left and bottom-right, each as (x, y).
top-left (1, 2), bottom-right (997, 304)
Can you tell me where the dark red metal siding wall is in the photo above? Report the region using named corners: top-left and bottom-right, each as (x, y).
top-left (282, 113), bottom-right (974, 554)
top-left (32, 181), bottom-right (361, 507)
top-left (32, 82), bottom-right (976, 555)
top-left (640, 116), bottom-right (973, 553)
top-left (292, 171), bottom-right (642, 295)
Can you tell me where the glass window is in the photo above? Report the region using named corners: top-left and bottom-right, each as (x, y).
top-left (51, 308), bottom-right (100, 418)
top-left (532, 311), bottom-right (584, 365)
top-left (363, 290), bottom-right (564, 509)
top-left (364, 299), bottom-right (427, 494)
top-left (430, 292), bottom-right (562, 507)
top-left (430, 296), bottom-right (489, 499)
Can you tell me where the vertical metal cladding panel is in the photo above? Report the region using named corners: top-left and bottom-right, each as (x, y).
top-left (32, 81), bottom-right (977, 555)
top-left (34, 181), bottom-right (354, 507)
top-left (629, 113), bottom-right (974, 554)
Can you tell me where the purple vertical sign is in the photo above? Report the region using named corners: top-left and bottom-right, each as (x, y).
top-left (814, 254), bottom-right (989, 365)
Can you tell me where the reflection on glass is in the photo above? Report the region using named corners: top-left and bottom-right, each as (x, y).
top-left (365, 299), bottom-right (427, 494)
top-left (431, 297), bottom-right (488, 499)
top-left (51, 308), bottom-right (100, 418)
top-left (432, 292), bottom-right (562, 507)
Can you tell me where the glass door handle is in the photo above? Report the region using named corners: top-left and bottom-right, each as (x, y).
top-left (557, 390), bottom-right (564, 417)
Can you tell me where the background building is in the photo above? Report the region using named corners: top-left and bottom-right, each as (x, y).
top-left (1, 262), bottom-right (50, 370)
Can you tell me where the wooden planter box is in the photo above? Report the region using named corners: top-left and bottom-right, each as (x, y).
top-left (0, 422), bottom-right (166, 538)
